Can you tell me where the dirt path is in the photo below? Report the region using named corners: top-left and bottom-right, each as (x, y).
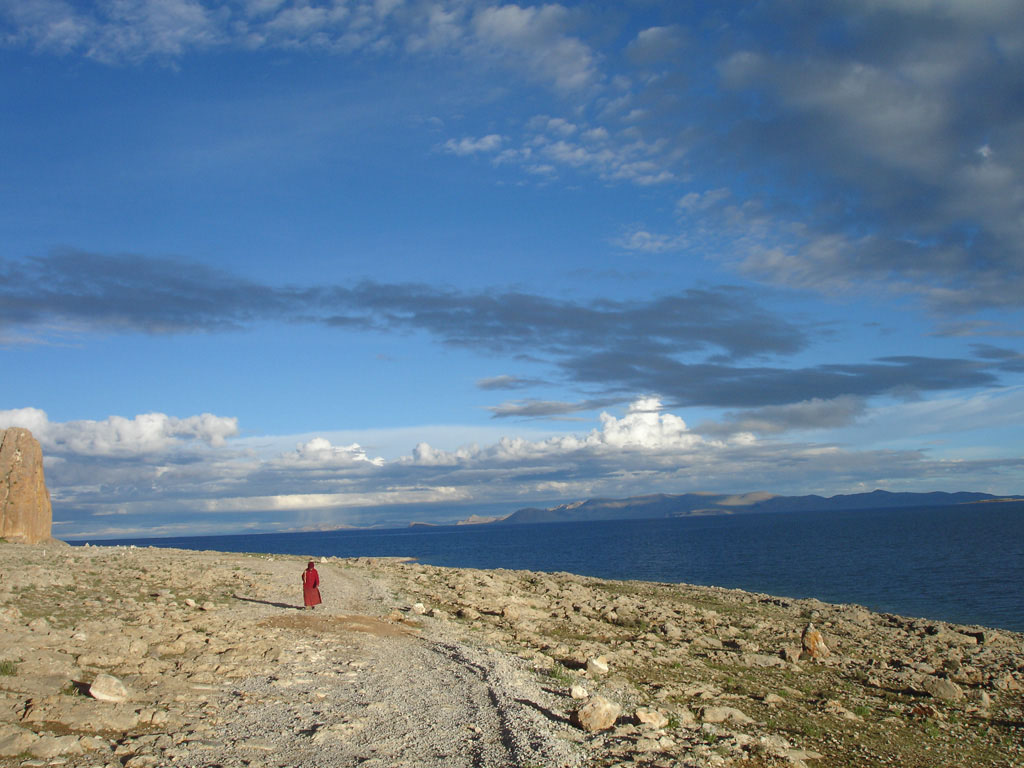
top-left (141, 556), bottom-right (582, 768)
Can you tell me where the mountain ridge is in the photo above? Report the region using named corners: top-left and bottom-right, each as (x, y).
top-left (491, 489), bottom-right (1024, 525)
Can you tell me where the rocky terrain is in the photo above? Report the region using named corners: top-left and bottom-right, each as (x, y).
top-left (1, 542), bottom-right (1022, 768)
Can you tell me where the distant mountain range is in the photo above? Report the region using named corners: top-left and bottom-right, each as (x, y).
top-left (489, 490), bottom-right (1023, 525)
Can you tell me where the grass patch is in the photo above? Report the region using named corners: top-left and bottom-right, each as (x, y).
top-left (61, 681), bottom-right (86, 697)
top-left (0, 660), bottom-right (17, 676)
top-left (544, 665), bottom-right (574, 685)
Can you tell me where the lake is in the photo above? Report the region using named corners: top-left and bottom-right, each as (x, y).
top-left (85, 501), bottom-right (1024, 632)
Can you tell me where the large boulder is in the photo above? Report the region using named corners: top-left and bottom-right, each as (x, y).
top-left (0, 427), bottom-right (53, 544)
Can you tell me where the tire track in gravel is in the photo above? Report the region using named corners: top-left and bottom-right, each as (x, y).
top-left (170, 558), bottom-right (582, 768)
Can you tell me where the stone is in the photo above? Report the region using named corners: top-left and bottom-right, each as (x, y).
top-left (0, 427), bottom-right (53, 544)
top-left (411, 603), bottom-right (427, 615)
top-left (0, 726), bottom-right (39, 756)
top-left (674, 707), bottom-right (698, 729)
top-left (572, 695), bottom-right (621, 732)
top-left (993, 673), bottom-right (1021, 692)
top-left (921, 676), bottom-right (964, 701)
top-left (89, 673), bottom-right (130, 702)
top-left (586, 655), bottom-right (610, 675)
top-left (635, 707), bottom-right (669, 729)
top-left (701, 706), bottom-right (753, 725)
top-left (570, 684), bottom-right (589, 700)
top-left (29, 734), bottom-right (84, 758)
top-left (800, 623), bottom-right (830, 660)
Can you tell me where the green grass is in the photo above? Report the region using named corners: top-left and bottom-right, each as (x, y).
top-left (0, 660), bottom-right (17, 676)
top-left (544, 665), bottom-right (574, 685)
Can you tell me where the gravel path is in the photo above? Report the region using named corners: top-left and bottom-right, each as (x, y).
top-left (152, 557), bottom-right (583, 768)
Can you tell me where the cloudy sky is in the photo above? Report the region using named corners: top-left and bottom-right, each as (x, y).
top-left (2, 0), bottom-right (1023, 540)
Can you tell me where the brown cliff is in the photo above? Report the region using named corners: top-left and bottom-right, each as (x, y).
top-left (0, 426), bottom-right (53, 544)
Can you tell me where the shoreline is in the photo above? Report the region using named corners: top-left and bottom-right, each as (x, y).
top-left (63, 500), bottom-right (1024, 635)
top-left (1, 542), bottom-right (1022, 767)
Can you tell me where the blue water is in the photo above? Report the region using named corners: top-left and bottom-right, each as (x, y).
top-left (83, 502), bottom-right (1024, 632)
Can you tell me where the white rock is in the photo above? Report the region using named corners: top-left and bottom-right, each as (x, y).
top-left (29, 734), bottom-right (84, 758)
top-left (635, 707), bottom-right (669, 729)
top-left (411, 603), bottom-right (427, 615)
top-left (570, 684), bottom-right (589, 700)
top-left (586, 655), bottom-right (610, 675)
top-left (922, 676), bottom-right (964, 701)
top-left (572, 695), bottom-right (621, 732)
top-left (0, 726), bottom-right (39, 757)
top-left (701, 705), bottom-right (753, 725)
top-left (89, 673), bottom-right (130, 702)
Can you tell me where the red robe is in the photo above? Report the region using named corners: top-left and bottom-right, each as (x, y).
top-left (302, 566), bottom-right (322, 607)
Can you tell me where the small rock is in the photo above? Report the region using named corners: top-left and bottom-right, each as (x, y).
top-left (0, 726), bottom-right (39, 757)
top-left (701, 706), bottom-right (753, 725)
top-left (89, 673), bottom-right (130, 702)
top-left (572, 695), bottom-right (621, 732)
top-left (586, 655), bottom-right (610, 675)
top-left (635, 707), bottom-right (669, 729)
top-left (674, 707), bottom-right (698, 729)
top-left (411, 603), bottom-right (427, 615)
top-left (200, 601), bottom-right (215, 611)
top-left (993, 673), bottom-right (1021, 692)
top-left (780, 646), bottom-right (802, 663)
top-left (922, 676), bottom-right (964, 701)
top-left (29, 734), bottom-right (84, 758)
top-left (570, 684), bottom-right (589, 700)
top-left (800, 623), bottom-right (830, 660)
top-left (457, 607), bottom-right (480, 620)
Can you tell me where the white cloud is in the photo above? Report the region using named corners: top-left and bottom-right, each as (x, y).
top-left (470, 3), bottom-right (598, 91)
top-left (201, 485), bottom-right (466, 512)
top-left (626, 25), bottom-right (685, 66)
top-left (409, 397), bottom-right (713, 464)
top-left (442, 134), bottom-right (504, 155)
top-left (11, 395), bottom-right (1022, 539)
top-left (0, 407), bottom-right (238, 455)
top-left (592, 397), bottom-right (702, 450)
top-left (284, 436), bottom-right (385, 466)
top-left (677, 187), bottom-right (730, 213)
top-left (614, 229), bottom-right (688, 253)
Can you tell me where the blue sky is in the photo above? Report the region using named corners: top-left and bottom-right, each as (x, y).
top-left (2, 0), bottom-right (1023, 539)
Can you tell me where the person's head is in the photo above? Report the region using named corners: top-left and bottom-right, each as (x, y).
top-left (307, 561), bottom-right (315, 569)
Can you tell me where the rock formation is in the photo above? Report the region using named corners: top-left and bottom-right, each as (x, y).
top-left (0, 427), bottom-right (53, 544)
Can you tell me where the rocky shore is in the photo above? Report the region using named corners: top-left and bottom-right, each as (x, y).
top-left (1, 543), bottom-right (1022, 768)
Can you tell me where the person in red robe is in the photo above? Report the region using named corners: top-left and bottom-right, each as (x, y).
top-left (301, 561), bottom-right (321, 609)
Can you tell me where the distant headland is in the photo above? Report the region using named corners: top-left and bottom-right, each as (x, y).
top-left (458, 489), bottom-right (1024, 527)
